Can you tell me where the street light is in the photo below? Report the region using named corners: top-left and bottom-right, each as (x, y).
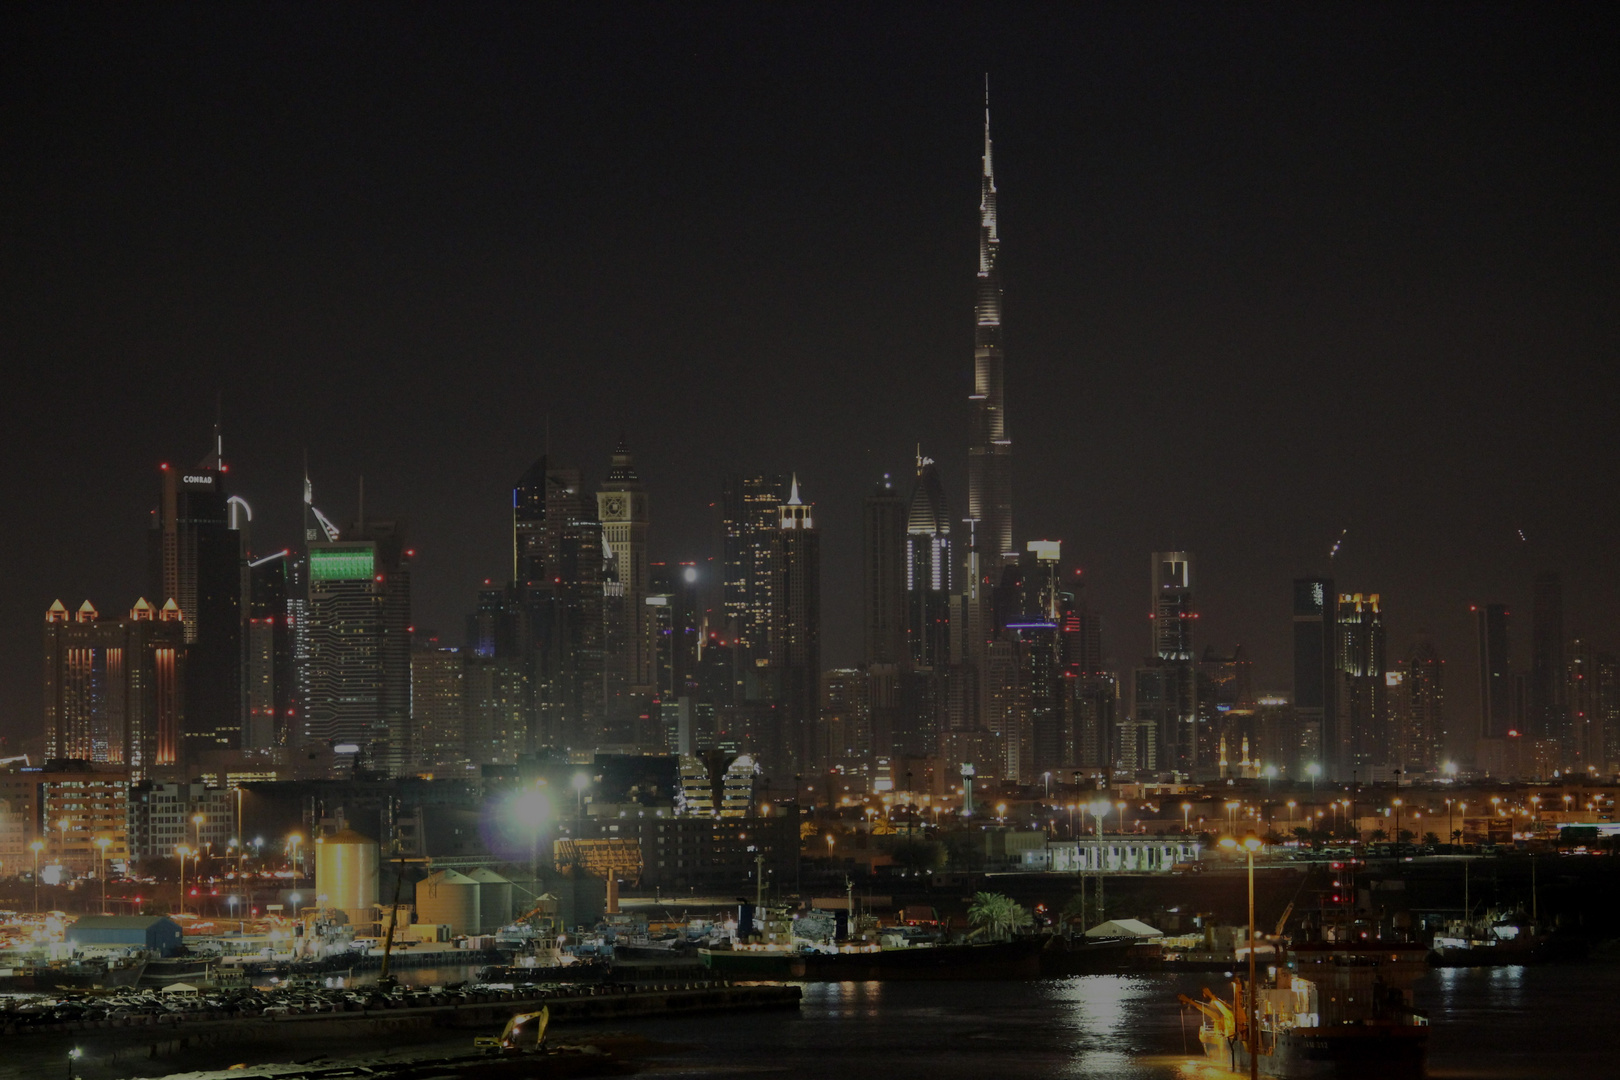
top-left (67, 1047), bottom-right (82, 1080)
top-left (1089, 800), bottom-right (1110, 924)
top-left (30, 839), bottom-right (44, 913)
top-left (572, 772), bottom-right (591, 829)
top-left (1305, 763), bottom-right (1322, 793)
top-left (1219, 831), bottom-right (1265, 1080)
top-left (512, 784), bottom-right (550, 891)
top-left (1181, 802), bottom-right (1192, 832)
top-left (175, 845), bottom-right (193, 916)
top-left (95, 837), bottom-right (111, 914)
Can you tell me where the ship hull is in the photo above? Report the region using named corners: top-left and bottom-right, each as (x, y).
top-left (699, 939), bottom-right (1043, 981)
top-left (1200, 1025), bottom-right (1427, 1079)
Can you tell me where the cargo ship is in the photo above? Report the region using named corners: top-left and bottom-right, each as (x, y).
top-left (1180, 942), bottom-right (1429, 1078)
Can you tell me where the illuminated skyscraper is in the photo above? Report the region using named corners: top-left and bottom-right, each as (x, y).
top-left (148, 431), bottom-right (245, 761)
top-left (722, 473), bottom-right (787, 656)
top-left (1336, 592), bottom-right (1388, 773)
top-left (42, 597), bottom-right (184, 778)
top-left (302, 517), bottom-right (413, 773)
top-left (769, 476), bottom-right (820, 774)
top-left (1392, 667), bottom-right (1425, 777)
top-left (905, 457), bottom-right (953, 668)
top-left (1293, 577), bottom-right (1337, 776)
top-left (966, 84), bottom-right (1012, 573)
top-left (962, 85), bottom-right (1012, 719)
top-left (1148, 552), bottom-right (1197, 774)
top-left (598, 439), bottom-right (655, 712)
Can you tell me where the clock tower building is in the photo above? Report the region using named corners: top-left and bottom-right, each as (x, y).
top-left (598, 439), bottom-right (656, 734)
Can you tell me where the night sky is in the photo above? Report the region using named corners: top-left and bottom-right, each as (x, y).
top-left (3, 3), bottom-right (1617, 756)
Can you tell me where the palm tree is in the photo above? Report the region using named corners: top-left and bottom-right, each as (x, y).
top-left (967, 892), bottom-right (1033, 942)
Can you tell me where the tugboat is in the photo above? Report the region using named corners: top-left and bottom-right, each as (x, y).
top-left (1180, 945), bottom-right (1429, 1078)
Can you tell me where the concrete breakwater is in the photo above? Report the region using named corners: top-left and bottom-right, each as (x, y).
top-left (0, 982), bottom-right (801, 1079)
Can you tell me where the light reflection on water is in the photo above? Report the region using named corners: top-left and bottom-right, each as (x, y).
top-left (621, 965), bottom-right (1620, 1080)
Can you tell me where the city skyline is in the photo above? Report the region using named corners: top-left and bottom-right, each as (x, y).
top-left (3, 5), bottom-right (1617, 755)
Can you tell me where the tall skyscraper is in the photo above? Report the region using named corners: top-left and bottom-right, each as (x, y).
top-left (1336, 593), bottom-right (1388, 774)
top-left (862, 474), bottom-right (907, 668)
top-left (769, 476), bottom-right (820, 774)
top-left (410, 640), bottom-right (466, 772)
top-left (721, 474), bottom-right (787, 659)
top-left (1149, 551), bottom-right (1198, 774)
top-left (1567, 636), bottom-right (1601, 769)
top-left (1394, 637), bottom-right (1444, 774)
top-left (1473, 603), bottom-right (1512, 741)
top-left (43, 597), bottom-right (184, 778)
top-left (598, 439), bottom-right (654, 700)
top-left (244, 550), bottom-right (294, 751)
top-left (905, 456), bottom-right (954, 668)
top-left (966, 85), bottom-right (1012, 571)
top-left (1530, 572), bottom-right (1566, 747)
top-left (149, 434), bottom-right (245, 762)
top-left (1292, 577), bottom-right (1337, 776)
top-left (302, 516), bottom-right (413, 773)
top-left (961, 87), bottom-right (1013, 728)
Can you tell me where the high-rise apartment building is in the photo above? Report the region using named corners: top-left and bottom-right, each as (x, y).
top-left (769, 477), bottom-right (820, 774)
top-left (1393, 636), bottom-right (1444, 773)
top-left (410, 641), bottom-right (466, 773)
top-left (43, 598), bottom-right (185, 779)
top-left (1567, 637), bottom-right (1602, 770)
top-left (302, 518), bottom-right (413, 773)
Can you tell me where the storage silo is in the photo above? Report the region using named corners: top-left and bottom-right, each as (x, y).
top-left (415, 869), bottom-right (481, 935)
top-left (314, 829), bottom-right (379, 932)
top-left (466, 867), bottom-right (514, 931)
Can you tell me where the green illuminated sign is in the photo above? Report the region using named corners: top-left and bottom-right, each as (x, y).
top-left (310, 547), bottom-right (375, 582)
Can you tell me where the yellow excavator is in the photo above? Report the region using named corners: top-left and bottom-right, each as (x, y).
top-left (473, 1006), bottom-right (550, 1052)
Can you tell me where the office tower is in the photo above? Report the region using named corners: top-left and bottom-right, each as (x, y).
top-left (863, 475), bottom-right (907, 667)
top-left (1292, 578), bottom-right (1337, 776)
top-left (1336, 593), bottom-right (1388, 774)
top-left (905, 457), bottom-right (953, 668)
top-left (410, 640), bottom-right (466, 772)
top-left (598, 439), bottom-right (655, 729)
top-left (149, 437), bottom-right (245, 761)
top-left (1393, 636), bottom-right (1444, 773)
top-left (721, 473), bottom-right (788, 655)
top-left (769, 477), bottom-right (820, 774)
top-left (1149, 552), bottom-right (1198, 774)
top-left (303, 516), bottom-right (413, 773)
top-left (244, 551), bottom-right (293, 751)
top-left (1530, 572), bottom-right (1565, 746)
top-left (43, 598), bottom-right (185, 778)
top-left (1473, 604), bottom-right (1512, 740)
